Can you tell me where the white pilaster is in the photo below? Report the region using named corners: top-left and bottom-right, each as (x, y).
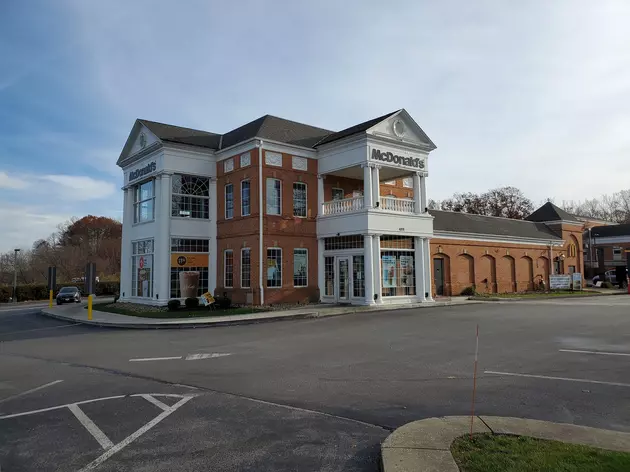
top-left (415, 236), bottom-right (426, 301)
top-left (420, 174), bottom-right (427, 213)
top-left (208, 177), bottom-right (218, 295)
top-left (155, 173), bottom-right (171, 303)
top-left (372, 165), bottom-right (381, 208)
top-left (372, 234), bottom-right (382, 303)
top-left (413, 172), bottom-right (422, 215)
top-left (317, 238), bottom-right (325, 301)
top-left (317, 174), bottom-right (326, 217)
top-left (120, 187), bottom-right (132, 300)
top-left (364, 234), bottom-right (374, 305)
top-left (423, 238), bottom-right (434, 301)
top-left (362, 165), bottom-right (373, 209)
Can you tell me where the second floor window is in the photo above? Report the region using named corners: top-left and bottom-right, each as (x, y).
top-left (266, 178), bottom-right (281, 215)
top-left (293, 182), bottom-right (307, 217)
top-left (171, 174), bottom-right (209, 219)
top-left (133, 180), bottom-right (155, 223)
top-left (241, 180), bottom-right (250, 216)
top-left (225, 184), bottom-right (234, 219)
top-left (241, 248), bottom-right (251, 288)
top-left (224, 250), bottom-right (233, 288)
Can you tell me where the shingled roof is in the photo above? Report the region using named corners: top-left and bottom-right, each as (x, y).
top-left (138, 119), bottom-right (221, 149)
top-left (314, 110), bottom-right (400, 147)
top-left (525, 202), bottom-right (579, 223)
top-left (430, 210), bottom-right (562, 241)
top-left (589, 223), bottom-right (630, 238)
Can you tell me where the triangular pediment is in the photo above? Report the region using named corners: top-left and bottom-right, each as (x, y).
top-left (117, 121), bottom-right (160, 166)
top-left (366, 109), bottom-right (436, 150)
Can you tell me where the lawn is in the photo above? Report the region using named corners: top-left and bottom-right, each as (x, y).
top-left (91, 302), bottom-right (268, 319)
top-left (451, 434), bottom-right (630, 472)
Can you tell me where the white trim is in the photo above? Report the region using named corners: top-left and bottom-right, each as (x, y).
top-left (241, 179), bottom-right (251, 217)
top-left (266, 178), bottom-right (282, 215)
top-left (223, 249), bottom-right (233, 288)
top-left (240, 247), bottom-right (251, 289)
top-left (293, 181), bottom-right (307, 218)
top-left (293, 248), bottom-right (308, 288)
top-left (266, 247), bottom-right (283, 289)
top-left (214, 138), bottom-right (317, 161)
top-left (433, 231), bottom-right (565, 247)
top-left (224, 183), bottom-right (234, 219)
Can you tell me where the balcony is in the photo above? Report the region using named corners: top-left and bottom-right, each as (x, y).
top-left (322, 196), bottom-right (415, 216)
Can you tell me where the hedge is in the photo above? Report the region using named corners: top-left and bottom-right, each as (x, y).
top-left (0, 282), bottom-right (120, 303)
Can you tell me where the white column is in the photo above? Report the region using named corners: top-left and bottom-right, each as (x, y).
top-left (155, 174), bottom-right (171, 304)
top-left (317, 174), bottom-right (325, 216)
top-left (362, 164), bottom-right (373, 209)
top-left (372, 165), bottom-right (381, 208)
top-left (372, 234), bottom-right (382, 303)
top-left (413, 172), bottom-right (422, 215)
top-left (120, 187), bottom-right (132, 300)
top-left (364, 235), bottom-right (374, 305)
top-left (208, 177), bottom-right (218, 295)
top-left (423, 238), bottom-right (433, 301)
top-left (317, 238), bottom-right (325, 301)
top-left (415, 236), bottom-right (426, 301)
top-left (420, 174), bottom-right (427, 213)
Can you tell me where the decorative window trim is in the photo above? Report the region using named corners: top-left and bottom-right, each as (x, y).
top-left (292, 156), bottom-right (308, 171)
top-left (265, 152), bottom-right (282, 167)
top-left (225, 183), bottom-right (234, 220)
top-left (224, 158), bottom-right (234, 173)
top-left (224, 249), bottom-right (234, 288)
top-left (171, 174), bottom-right (210, 219)
top-left (240, 153), bottom-right (251, 168)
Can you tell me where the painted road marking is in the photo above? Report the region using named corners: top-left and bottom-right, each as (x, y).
top-left (138, 394), bottom-right (170, 411)
top-left (185, 353), bottom-right (232, 360)
top-left (78, 395), bottom-right (195, 472)
top-left (0, 380), bottom-right (63, 405)
top-left (485, 370), bottom-right (630, 388)
top-left (129, 356), bottom-right (183, 362)
top-left (68, 404), bottom-right (114, 450)
top-left (0, 395), bottom-right (126, 420)
top-left (559, 349), bottom-right (630, 357)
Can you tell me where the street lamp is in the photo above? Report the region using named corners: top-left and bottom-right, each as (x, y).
top-left (12, 248), bottom-right (20, 303)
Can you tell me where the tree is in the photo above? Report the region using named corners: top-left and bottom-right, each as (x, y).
top-left (432, 186), bottom-right (534, 220)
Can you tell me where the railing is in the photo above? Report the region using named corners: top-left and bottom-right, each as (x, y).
top-left (381, 196), bottom-right (415, 213)
top-left (322, 196), bottom-right (364, 215)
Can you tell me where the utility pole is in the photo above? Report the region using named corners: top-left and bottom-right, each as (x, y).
top-left (12, 248), bottom-right (20, 303)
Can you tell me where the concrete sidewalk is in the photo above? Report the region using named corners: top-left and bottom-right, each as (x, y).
top-left (39, 297), bottom-right (478, 329)
top-left (381, 415), bottom-right (630, 471)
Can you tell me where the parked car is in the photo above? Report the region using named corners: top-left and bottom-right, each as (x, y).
top-left (592, 270), bottom-right (617, 286)
top-left (56, 286), bottom-right (82, 305)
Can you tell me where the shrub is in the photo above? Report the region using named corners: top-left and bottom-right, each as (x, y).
top-left (460, 286), bottom-right (476, 296)
top-left (167, 299), bottom-right (181, 311)
top-left (185, 297), bottom-right (199, 309)
top-left (214, 295), bottom-right (232, 309)
top-left (601, 281), bottom-right (614, 289)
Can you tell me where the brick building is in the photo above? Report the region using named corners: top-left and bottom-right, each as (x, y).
top-left (116, 110), bottom-right (585, 306)
top-left (583, 222), bottom-right (630, 282)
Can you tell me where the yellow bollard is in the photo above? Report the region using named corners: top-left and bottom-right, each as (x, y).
top-left (87, 294), bottom-right (93, 320)
top-left (49, 289), bottom-right (53, 308)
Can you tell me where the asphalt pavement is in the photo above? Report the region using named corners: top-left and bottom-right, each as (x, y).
top-left (1, 297), bottom-right (630, 471)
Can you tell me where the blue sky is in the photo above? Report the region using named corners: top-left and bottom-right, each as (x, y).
top-left (1, 0), bottom-right (629, 251)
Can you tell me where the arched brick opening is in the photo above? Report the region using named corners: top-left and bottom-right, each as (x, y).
top-left (569, 234), bottom-right (581, 275)
top-left (432, 253), bottom-right (451, 296)
top-left (478, 254), bottom-right (497, 294)
top-left (454, 253), bottom-right (475, 295)
top-left (536, 256), bottom-right (550, 289)
top-left (520, 256), bottom-right (534, 291)
top-left (501, 255), bottom-right (516, 293)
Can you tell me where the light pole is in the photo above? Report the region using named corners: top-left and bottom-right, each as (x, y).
top-left (588, 227), bottom-right (594, 277)
top-left (12, 248), bottom-right (20, 303)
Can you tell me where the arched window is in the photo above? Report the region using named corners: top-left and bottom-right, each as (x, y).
top-left (171, 174), bottom-right (210, 219)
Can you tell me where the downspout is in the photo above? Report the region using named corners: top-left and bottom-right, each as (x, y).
top-left (258, 140), bottom-right (264, 306)
top-left (549, 241), bottom-right (554, 275)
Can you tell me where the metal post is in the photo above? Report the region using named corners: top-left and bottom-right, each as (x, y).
top-left (88, 295), bottom-right (93, 320)
top-left (12, 248), bottom-right (20, 303)
top-left (49, 290), bottom-right (53, 308)
top-left (588, 228), bottom-right (594, 277)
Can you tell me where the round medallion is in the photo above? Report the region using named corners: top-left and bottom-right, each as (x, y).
top-left (177, 256), bottom-right (187, 266)
top-left (139, 133), bottom-right (147, 149)
top-left (393, 120), bottom-right (405, 138)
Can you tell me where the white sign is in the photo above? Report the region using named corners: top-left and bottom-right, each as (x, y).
top-left (550, 275), bottom-right (571, 290)
top-left (572, 273), bottom-right (582, 291)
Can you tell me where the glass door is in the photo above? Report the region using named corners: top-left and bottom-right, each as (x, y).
top-left (337, 257), bottom-right (350, 302)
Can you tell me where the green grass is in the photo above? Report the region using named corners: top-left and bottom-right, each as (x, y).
top-left (478, 290), bottom-right (600, 299)
top-left (451, 434), bottom-right (630, 472)
top-left (91, 302), bottom-right (267, 319)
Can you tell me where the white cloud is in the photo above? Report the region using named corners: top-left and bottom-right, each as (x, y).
top-left (41, 175), bottom-right (116, 200)
top-left (0, 205), bottom-right (73, 252)
top-left (0, 171), bottom-right (29, 190)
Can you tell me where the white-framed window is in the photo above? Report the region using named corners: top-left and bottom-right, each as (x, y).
top-left (384, 180), bottom-right (396, 186)
top-left (332, 188), bottom-right (344, 201)
top-left (133, 180), bottom-right (155, 223)
top-left (265, 152), bottom-right (282, 167)
top-left (293, 182), bottom-right (307, 217)
top-left (225, 183), bottom-right (234, 219)
top-left (224, 250), bottom-right (233, 288)
top-left (171, 174), bottom-right (210, 219)
top-left (266, 178), bottom-right (281, 215)
top-left (224, 158), bottom-right (234, 173)
top-left (240, 153), bottom-right (251, 168)
top-left (267, 248), bottom-right (282, 288)
top-left (293, 249), bottom-right (308, 287)
top-left (131, 239), bottom-right (154, 297)
top-left (403, 177), bottom-right (413, 188)
top-left (241, 180), bottom-right (251, 216)
top-left (292, 156), bottom-right (307, 171)
top-left (241, 248), bottom-right (251, 288)
top-left (613, 247), bottom-right (623, 260)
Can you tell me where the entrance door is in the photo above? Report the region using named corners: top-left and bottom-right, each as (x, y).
top-left (337, 257), bottom-right (350, 302)
top-left (433, 258), bottom-right (444, 296)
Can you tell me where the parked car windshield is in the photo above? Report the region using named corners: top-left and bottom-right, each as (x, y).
top-left (59, 287), bottom-right (78, 293)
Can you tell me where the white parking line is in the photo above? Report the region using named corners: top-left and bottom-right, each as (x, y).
top-left (129, 356), bottom-right (182, 362)
top-left (185, 353), bottom-right (231, 360)
top-left (485, 370), bottom-right (630, 388)
top-left (559, 349), bottom-right (630, 357)
top-left (0, 395), bottom-right (126, 420)
top-left (138, 394), bottom-right (170, 411)
top-left (0, 380), bottom-right (63, 405)
top-left (68, 404), bottom-right (114, 450)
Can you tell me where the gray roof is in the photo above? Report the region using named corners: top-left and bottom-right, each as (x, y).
top-left (314, 110), bottom-right (399, 147)
top-left (525, 202), bottom-right (579, 223)
top-left (589, 223), bottom-right (630, 238)
top-left (430, 210), bottom-right (562, 241)
top-left (139, 119), bottom-right (221, 149)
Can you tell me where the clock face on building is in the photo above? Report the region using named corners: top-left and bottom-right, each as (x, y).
top-left (393, 120), bottom-right (405, 138)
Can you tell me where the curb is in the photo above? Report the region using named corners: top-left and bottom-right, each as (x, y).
top-left (38, 299), bottom-right (481, 329)
top-left (469, 292), bottom-right (626, 302)
top-left (381, 416), bottom-right (630, 472)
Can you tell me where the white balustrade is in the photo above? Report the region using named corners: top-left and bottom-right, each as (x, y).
top-left (322, 196), bottom-right (364, 215)
top-left (381, 196), bottom-right (415, 213)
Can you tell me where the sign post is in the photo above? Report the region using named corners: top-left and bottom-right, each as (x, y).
top-left (47, 266), bottom-right (57, 308)
top-left (85, 262), bottom-right (96, 320)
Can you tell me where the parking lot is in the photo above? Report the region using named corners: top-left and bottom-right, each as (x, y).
top-left (1, 296), bottom-right (630, 471)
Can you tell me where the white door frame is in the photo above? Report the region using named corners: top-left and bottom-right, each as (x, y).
top-left (336, 256), bottom-right (351, 302)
